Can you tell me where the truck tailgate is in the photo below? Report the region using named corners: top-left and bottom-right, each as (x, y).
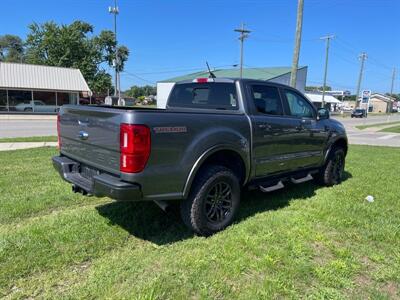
top-left (59, 106), bottom-right (122, 175)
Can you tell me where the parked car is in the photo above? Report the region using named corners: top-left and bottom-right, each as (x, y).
top-left (351, 108), bottom-right (366, 118)
top-left (53, 78), bottom-right (348, 236)
top-left (15, 100), bottom-right (58, 112)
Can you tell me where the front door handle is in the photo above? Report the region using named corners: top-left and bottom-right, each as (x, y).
top-left (296, 119), bottom-right (312, 131)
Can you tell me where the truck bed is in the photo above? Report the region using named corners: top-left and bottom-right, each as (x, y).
top-left (58, 104), bottom-right (251, 200)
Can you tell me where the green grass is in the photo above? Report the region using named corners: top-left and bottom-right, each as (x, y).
top-left (0, 136), bottom-right (57, 143)
top-left (379, 125), bottom-right (400, 133)
top-left (356, 121), bottom-right (400, 130)
top-left (0, 146), bottom-right (399, 299)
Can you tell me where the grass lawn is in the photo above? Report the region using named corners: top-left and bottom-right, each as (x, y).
top-left (379, 125), bottom-right (400, 133)
top-left (0, 136), bottom-right (57, 143)
top-left (356, 121), bottom-right (400, 130)
top-left (0, 146), bottom-right (399, 299)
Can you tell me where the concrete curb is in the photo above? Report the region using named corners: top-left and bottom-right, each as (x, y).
top-left (0, 142), bottom-right (57, 151)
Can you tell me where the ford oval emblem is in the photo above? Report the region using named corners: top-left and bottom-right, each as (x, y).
top-left (78, 131), bottom-right (89, 140)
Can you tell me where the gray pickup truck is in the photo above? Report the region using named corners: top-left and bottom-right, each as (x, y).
top-left (53, 78), bottom-right (347, 236)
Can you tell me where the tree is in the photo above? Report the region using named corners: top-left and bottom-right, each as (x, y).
top-left (385, 93), bottom-right (400, 101)
top-left (343, 95), bottom-right (356, 101)
top-left (24, 21), bottom-right (129, 95)
top-left (125, 85), bottom-right (156, 98)
top-left (305, 85), bottom-right (332, 92)
top-left (0, 34), bottom-right (25, 62)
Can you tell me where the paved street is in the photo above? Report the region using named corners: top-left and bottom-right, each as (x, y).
top-left (333, 114), bottom-right (400, 147)
top-left (0, 119), bottom-right (56, 138)
top-left (1, 114), bottom-right (400, 147)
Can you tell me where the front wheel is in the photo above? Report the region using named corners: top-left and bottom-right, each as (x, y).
top-left (315, 147), bottom-right (345, 186)
top-left (180, 165), bottom-right (241, 236)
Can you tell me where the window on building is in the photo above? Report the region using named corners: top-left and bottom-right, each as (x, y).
top-left (8, 90), bottom-right (33, 112)
top-left (0, 90), bottom-right (7, 111)
top-left (33, 91), bottom-right (56, 105)
top-left (57, 92), bottom-right (78, 106)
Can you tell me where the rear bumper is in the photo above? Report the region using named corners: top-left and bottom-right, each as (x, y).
top-left (52, 155), bottom-right (142, 201)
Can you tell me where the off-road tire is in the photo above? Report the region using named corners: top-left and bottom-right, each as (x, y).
top-left (315, 147), bottom-right (345, 186)
top-left (180, 165), bottom-right (241, 236)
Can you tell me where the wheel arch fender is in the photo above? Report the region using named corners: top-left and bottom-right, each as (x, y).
top-left (182, 145), bottom-right (250, 199)
top-left (324, 136), bottom-right (348, 163)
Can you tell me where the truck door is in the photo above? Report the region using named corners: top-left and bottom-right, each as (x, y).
top-left (279, 88), bottom-right (328, 170)
top-left (249, 84), bottom-right (300, 176)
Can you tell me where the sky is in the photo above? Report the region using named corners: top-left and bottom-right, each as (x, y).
top-left (1, 0), bottom-right (399, 94)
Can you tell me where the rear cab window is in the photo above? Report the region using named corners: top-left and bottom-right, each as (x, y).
top-left (167, 82), bottom-right (238, 110)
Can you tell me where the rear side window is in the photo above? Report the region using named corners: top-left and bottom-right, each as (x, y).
top-left (168, 83), bottom-right (238, 110)
top-left (250, 85), bottom-right (283, 115)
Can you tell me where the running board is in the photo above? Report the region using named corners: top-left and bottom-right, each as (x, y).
top-left (291, 174), bottom-right (313, 184)
top-left (259, 181), bottom-right (284, 192)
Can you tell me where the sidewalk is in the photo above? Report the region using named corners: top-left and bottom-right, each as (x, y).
top-left (0, 142), bottom-right (57, 151)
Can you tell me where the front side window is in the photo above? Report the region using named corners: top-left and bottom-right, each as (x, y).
top-left (250, 85), bottom-right (283, 115)
top-left (168, 83), bottom-right (238, 110)
top-left (284, 90), bottom-right (314, 118)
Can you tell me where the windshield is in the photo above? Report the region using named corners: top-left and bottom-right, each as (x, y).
top-left (168, 83), bottom-right (238, 110)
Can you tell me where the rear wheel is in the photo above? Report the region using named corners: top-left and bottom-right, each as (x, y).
top-left (180, 165), bottom-right (241, 236)
top-left (315, 147), bottom-right (345, 186)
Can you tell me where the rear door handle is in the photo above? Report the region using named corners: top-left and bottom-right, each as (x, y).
top-left (258, 123), bottom-right (272, 130)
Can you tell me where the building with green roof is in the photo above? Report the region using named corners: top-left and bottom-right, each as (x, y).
top-left (157, 66), bottom-right (307, 108)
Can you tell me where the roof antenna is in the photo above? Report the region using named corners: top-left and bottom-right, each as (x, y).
top-left (206, 61), bottom-right (216, 78)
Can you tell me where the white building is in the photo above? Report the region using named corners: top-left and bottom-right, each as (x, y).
top-left (0, 62), bottom-right (91, 113)
top-left (157, 66), bottom-right (308, 108)
top-left (305, 93), bottom-right (342, 110)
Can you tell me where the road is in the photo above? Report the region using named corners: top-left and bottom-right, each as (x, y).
top-left (332, 114), bottom-right (400, 147)
top-left (0, 119), bottom-right (56, 138)
top-left (1, 114), bottom-right (400, 147)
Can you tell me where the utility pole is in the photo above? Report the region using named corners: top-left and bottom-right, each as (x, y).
top-left (320, 35), bottom-right (334, 108)
top-left (109, 0), bottom-right (119, 98)
top-left (355, 52), bottom-right (367, 108)
top-left (388, 67), bottom-right (396, 113)
top-left (234, 23), bottom-right (251, 78)
top-left (290, 0), bottom-right (304, 88)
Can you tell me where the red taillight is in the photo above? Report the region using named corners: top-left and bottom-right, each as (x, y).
top-left (57, 114), bottom-right (61, 149)
top-left (120, 124), bottom-right (151, 173)
top-left (194, 78), bottom-right (209, 83)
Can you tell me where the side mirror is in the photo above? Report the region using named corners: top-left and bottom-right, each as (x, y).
top-left (317, 108), bottom-right (330, 120)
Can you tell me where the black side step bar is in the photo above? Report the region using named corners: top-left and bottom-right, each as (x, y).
top-left (259, 173), bottom-right (313, 193)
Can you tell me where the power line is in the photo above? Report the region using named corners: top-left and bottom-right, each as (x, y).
top-left (121, 71), bottom-right (156, 85)
top-left (336, 37), bottom-right (393, 71)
